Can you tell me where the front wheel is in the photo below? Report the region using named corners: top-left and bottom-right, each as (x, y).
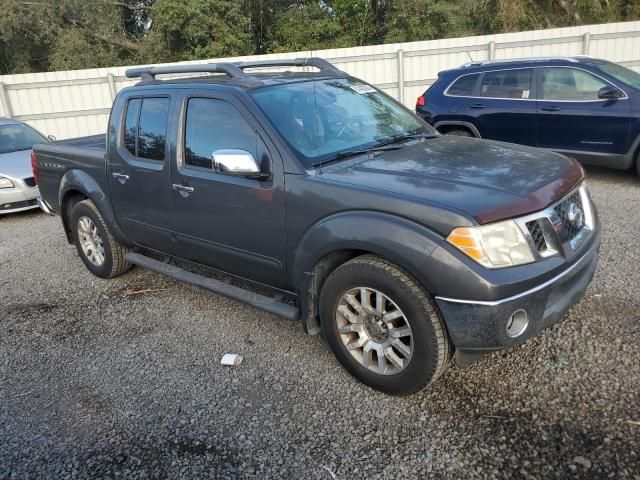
top-left (319, 255), bottom-right (451, 394)
top-left (70, 199), bottom-right (132, 279)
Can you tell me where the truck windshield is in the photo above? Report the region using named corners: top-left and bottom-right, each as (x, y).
top-left (596, 61), bottom-right (640, 90)
top-left (251, 78), bottom-right (434, 167)
top-left (0, 123), bottom-right (47, 155)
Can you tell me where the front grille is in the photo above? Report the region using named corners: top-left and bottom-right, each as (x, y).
top-left (23, 177), bottom-right (36, 188)
top-left (554, 190), bottom-right (584, 241)
top-left (526, 220), bottom-right (548, 253)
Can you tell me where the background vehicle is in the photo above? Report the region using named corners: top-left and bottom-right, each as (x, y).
top-left (416, 56), bottom-right (640, 175)
top-left (0, 118), bottom-right (52, 215)
top-left (33, 59), bottom-right (599, 394)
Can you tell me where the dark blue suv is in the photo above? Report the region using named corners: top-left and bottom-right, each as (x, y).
top-left (416, 57), bottom-right (640, 175)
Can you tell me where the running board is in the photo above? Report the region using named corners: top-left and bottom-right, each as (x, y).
top-left (124, 253), bottom-right (300, 321)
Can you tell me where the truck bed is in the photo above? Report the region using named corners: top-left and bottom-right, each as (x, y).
top-left (34, 134), bottom-right (108, 215)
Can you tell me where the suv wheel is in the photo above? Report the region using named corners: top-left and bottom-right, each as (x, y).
top-left (445, 128), bottom-right (472, 137)
top-left (319, 255), bottom-right (451, 394)
top-left (70, 199), bottom-right (132, 278)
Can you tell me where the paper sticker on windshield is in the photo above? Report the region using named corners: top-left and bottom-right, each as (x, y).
top-left (522, 89), bottom-right (530, 99)
top-left (351, 84), bottom-right (376, 94)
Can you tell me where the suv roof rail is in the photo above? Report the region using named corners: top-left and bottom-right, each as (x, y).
top-left (125, 57), bottom-right (343, 83)
top-left (461, 56), bottom-right (587, 67)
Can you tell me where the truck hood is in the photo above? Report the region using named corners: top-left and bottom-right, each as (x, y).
top-left (0, 149), bottom-right (34, 180)
top-left (320, 136), bottom-right (584, 224)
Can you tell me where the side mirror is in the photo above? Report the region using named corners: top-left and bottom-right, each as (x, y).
top-left (598, 85), bottom-right (624, 100)
top-left (47, 134), bottom-right (57, 142)
top-left (211, 149), bottom-right (267, 178)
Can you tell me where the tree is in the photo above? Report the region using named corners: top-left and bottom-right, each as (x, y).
top-left (383, 0), bottom-right (471, 43)
top-left (138, 0), bottom-right (253, 63)
top-left (268, 1), bottom-right (340, 52)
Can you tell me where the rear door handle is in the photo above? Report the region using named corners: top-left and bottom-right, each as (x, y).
top-left (541, 106), bottom-right (561, 112)
top-left (112, 172), bottom-right (130, 184)
top-left (172, 183), bottom-right (194, 194)
top-left (470, 103), bottom-right (486, 109)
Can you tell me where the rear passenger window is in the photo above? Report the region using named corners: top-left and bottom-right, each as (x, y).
top-left (447, 74), bottom-right (479, 96)
top-left (184, 98), bottom-right (257, 170)
top-left (122, 97), bottom-right (170, 161)
top-left (123, 99), bottom-right (140, 156)
top-left (480, 69), bottom-right (533, 99)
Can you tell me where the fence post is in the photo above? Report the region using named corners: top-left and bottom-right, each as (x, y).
top-left (582, 32), bottom-right (591, 55)
top-left (396, 49), bottom-right (404, 104)
top-left (487, 41), bottom-right (496, 60)
top-left (107, 73), bottom-right (117, 100)
top-left (0, 82), bottom-right (13, 117)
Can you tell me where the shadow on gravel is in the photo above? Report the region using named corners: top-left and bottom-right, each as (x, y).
top-left (474, 414), bottom-right (637, 478)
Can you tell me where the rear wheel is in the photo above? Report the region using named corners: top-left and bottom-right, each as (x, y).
top-left (444, 128), bottom-right (473, 137)
top-left (319, 255), bottom-right (451, 394)
top-left (636, 151), bottom-right (640, 178)
top-left (70, 199), bottom-right (132, 278)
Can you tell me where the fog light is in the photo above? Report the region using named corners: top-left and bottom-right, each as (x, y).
top-left (506, 309), bottom-right (529, 338)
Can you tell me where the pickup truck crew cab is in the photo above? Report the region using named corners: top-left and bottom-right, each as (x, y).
top-left (33, 58), bottom-right (600, 394)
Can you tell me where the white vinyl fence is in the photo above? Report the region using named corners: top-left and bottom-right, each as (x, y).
top-left (0, 20), bottom-right (639, 139)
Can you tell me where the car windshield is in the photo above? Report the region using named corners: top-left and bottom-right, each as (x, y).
top-left (596, 61), bottom-right (640, 90)
top-left (0, 123), bottom-right (47, 155)
top-left (251, 78), bottom-right (434, 167)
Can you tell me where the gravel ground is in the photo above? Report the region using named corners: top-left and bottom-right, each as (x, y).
top-left (1, 166), bottom-right (639, 479)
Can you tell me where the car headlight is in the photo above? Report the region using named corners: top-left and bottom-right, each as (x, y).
top-left (0, 177), bottom-right (14, 189)
top-left (447, 220), bottom-right (535, 269)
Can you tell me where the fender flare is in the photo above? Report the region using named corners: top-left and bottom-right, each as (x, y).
top-left (434, 120), bottom-right (481, 138)
top-left (58, 169), bottom-right (132, 247)
top-left (292, 211), bottom-right (445, 334)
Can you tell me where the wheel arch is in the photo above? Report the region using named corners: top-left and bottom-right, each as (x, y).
top-left (58, 169), bottom-right (132, 247)
top-left (434, 120), bottom-right (480, 138)
top-left (292, 211), bottom-right (444, 335)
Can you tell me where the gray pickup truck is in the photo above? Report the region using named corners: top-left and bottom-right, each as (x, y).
top-left (34, 58), bottom-right (600, 394)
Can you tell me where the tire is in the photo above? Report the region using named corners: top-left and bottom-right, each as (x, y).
top-left (445, 128), bottom-right (472, 137)
top-left (319, 255), bottom-right (451, 394)
top-left (70, 199), bottom-right (132, 279)
top-left (636, 151), bottom-right (640, 178)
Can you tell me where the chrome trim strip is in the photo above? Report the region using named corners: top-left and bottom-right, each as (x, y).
top-left (444, 65), bottom-right (628, 102)
top-left (435, 248), bottom-right (593, 307)
top-left (37, 196), bottom-right (55, 215)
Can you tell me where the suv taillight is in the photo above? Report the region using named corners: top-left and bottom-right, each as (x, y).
top-left (30, 150), bottom-right (39, 185)
top-left (416, 96), bottom-right (425, 107)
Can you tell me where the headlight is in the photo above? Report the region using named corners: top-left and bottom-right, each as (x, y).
top-left (447, 220), bottom-right (535, 269)
top-left (0, 177), bottom-right (14, 189)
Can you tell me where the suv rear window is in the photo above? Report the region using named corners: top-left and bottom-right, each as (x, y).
top-left (480, 69), bottom-right (533, 99)
top-left (446, 74), bottom-right (480, 96)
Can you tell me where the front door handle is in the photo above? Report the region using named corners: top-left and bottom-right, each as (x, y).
top-left (470, 103), bottom-right (486, 109)
top-left (541, 106), bottom-right (561, 112)
top-left (172, 183), bottom-right (195, 196)
top-left (112, 172), bottom-right (130, 184)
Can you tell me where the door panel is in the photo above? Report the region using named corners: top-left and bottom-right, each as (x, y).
top-left (108, 96), bottom-right (176, 252)
top-left (171, 95), bottom-right (286, 287)
top-left (536, 67), bottom-right (631, 155)
top-left (466, 68), bottom-right (537, 146)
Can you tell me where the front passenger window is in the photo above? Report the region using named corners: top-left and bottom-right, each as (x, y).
top-left (541, 68), bottom-right (609, 101)
top-left (184, 98), bottom-right (257, 170)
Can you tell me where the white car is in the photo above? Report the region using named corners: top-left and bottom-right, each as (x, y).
top-left (0, 118), bottom-right (52, 215)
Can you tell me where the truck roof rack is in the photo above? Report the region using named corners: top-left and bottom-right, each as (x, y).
top-left (461, 56), bottom-right (587, 68)
top-left (125, 57), bottom-right (343, 83)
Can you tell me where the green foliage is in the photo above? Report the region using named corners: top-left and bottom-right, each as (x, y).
top-left (268, 2), bottom-right (341, 52)
top-left (0, 0), bottom-right (638, 74)
top-left (383, 0), bottom-right (471, 43)
top-left (140, 0), bottom-right (253, 62)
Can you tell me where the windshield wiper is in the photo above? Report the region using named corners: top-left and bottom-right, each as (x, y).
top-left (312, 144), bottom-right (404, 167)
top-left (376, 132), bottom-right (439, 147)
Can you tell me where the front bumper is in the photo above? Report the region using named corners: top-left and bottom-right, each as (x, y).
top-left (435, 227), bottom-right (600, 367)
top-left (0, 183), bottom-right (41, 214)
